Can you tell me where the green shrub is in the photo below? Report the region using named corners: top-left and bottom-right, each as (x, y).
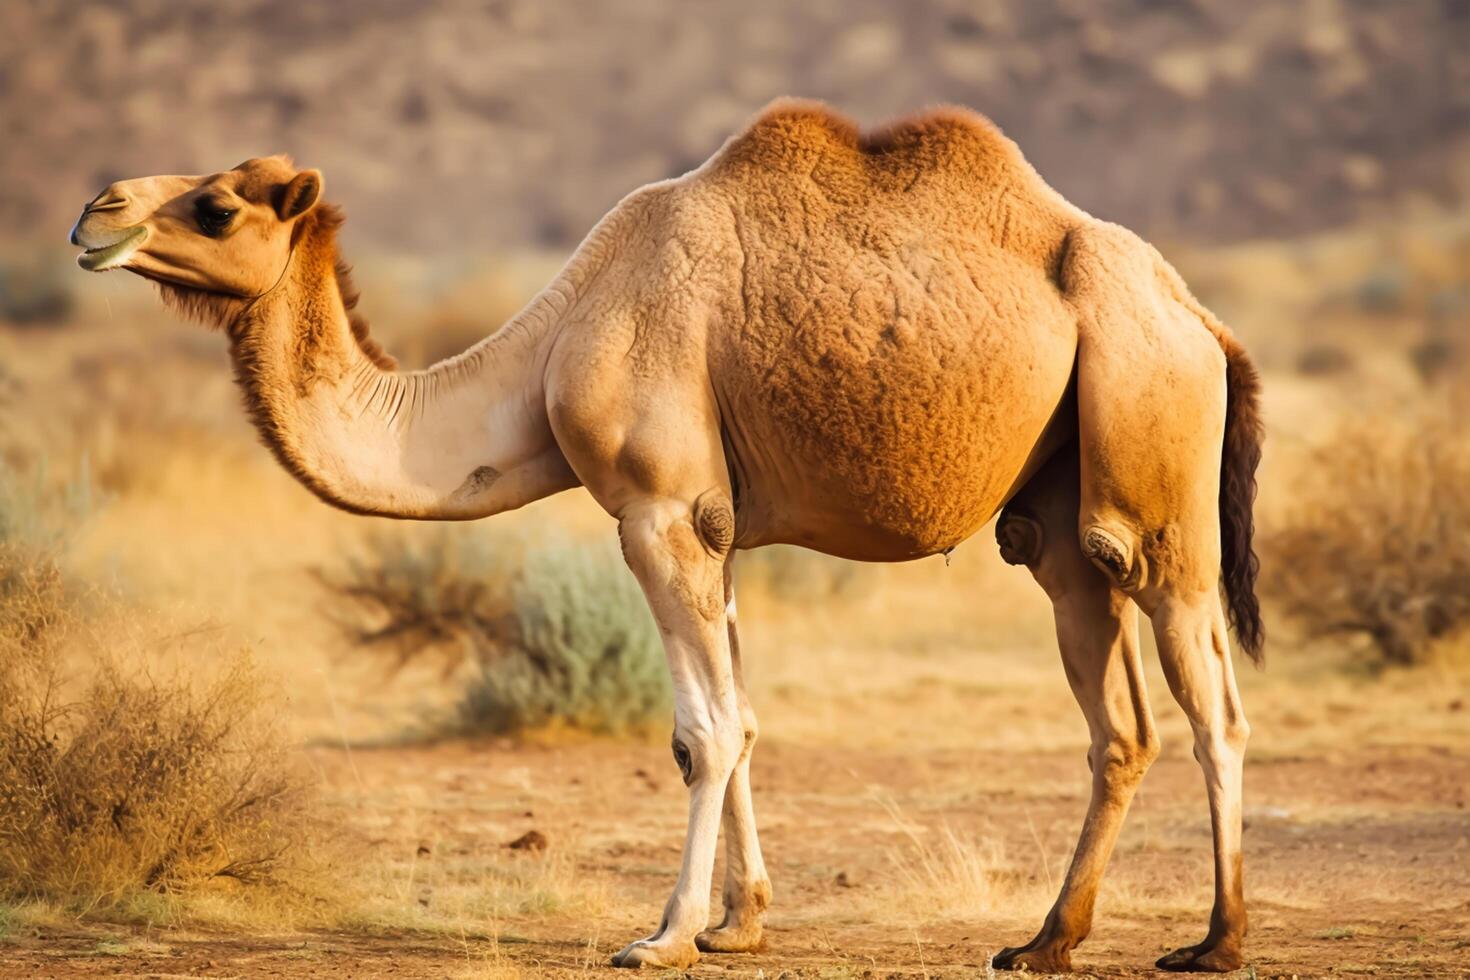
top-left (323, 529), bottom-right (670, 735)
top-left (454, 540), bottom-right (669, 735)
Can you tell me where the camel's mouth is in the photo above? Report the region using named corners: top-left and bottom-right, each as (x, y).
top-left (76, 226), bottom-right (148, 271)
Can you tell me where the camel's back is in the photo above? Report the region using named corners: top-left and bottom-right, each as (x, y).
top-left (695, 102), bottom-right (1085, 559)
top-left (706, 100), bottom-right (1081, 267)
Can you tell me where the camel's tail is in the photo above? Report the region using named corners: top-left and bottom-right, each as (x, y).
top-left (1217, 332), bottom-right (1265, 663)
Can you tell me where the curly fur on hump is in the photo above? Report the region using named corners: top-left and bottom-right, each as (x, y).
top-left (155, 203), bottom-right (396, 371)
top-left (733, 97), bottom-right (1013, 158)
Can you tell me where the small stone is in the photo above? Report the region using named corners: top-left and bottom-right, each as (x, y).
top-left (507, 829), bottom-right (548, 852)
top-left (835, 870), bottom-right (855, 888)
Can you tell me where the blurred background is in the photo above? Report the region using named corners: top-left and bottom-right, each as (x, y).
top-left (5, 0), bottom-right (1468, 249)
top-left (1, 2), bottom-right (1467, 976)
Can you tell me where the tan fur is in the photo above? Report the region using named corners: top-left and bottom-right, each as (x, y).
top-left (72, 99), bottom-right (1263, 973)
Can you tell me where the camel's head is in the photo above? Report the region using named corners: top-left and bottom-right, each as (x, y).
top-left (69, 156), bottom-right (323, 296)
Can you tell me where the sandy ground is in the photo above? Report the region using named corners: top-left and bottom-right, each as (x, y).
top-left (2, 726), bottom-right (1465, 978)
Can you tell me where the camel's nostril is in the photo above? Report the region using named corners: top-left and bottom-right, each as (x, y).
top-left (86, 190), bottom-right (129, 213)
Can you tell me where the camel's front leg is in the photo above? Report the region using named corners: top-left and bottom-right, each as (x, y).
top-left (610, 497), bottom-right (745, 970)
top-left (696, 561), bottom-right (772, 953)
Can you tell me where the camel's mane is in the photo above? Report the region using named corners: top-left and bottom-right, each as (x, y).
top-left (305, 203), bottom-right (398, 371)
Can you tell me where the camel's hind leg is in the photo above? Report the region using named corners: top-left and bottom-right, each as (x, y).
top-left (1148, 594), bottom-right (1250, 971)
top-left (1065, 224), bottom-right (1251, 972)
top-left (993, 446), bottom-right (1159, 973)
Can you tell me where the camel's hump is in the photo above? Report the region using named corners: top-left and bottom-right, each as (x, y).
top-left (711, 98), bottom-right (1036, 179)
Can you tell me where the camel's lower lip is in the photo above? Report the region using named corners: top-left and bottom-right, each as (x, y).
top-left (77, 226), bottom-right (147, 271)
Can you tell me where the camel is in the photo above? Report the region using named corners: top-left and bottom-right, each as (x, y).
top-left (69, 99), bottom-right (1264, 973)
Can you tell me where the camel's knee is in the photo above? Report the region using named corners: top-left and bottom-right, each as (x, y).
top-left (1193, 715), bottom-right (1250, 765)
top-left (619, 502), bottom-right (726, 623)
top-left (736, 712), bottom-right (759, 764)
top-left (1093, 727), bottom-right (1160, 784)
top-left (1221, 708), bottom-right (1251, 751)
top-left (671, 718), bottom-right (744, 787)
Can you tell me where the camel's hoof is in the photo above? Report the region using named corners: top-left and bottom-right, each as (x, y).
top-left (610, 937), bottom-right (700, 969)
top-left (695, 921), bottom-right (765, 953)
top-left (993, 943), bottom-right (1074, 973)
top-left (1156, 941), bottom-right (1244, 973)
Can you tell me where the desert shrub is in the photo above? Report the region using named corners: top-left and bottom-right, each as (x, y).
top-left (323, 529), bottom-right (670, 734)
top-left (1294, 342), bottom-right (1355, 377)
top-left (0, 542), bottom-right (66, 655)
top-left (0, 457), bottom-right (96, 549)
top-left (0, 654), bottom-right (305, 906)
top-left (0, 459), bottom-right (94, 650)
top-left (454, 540), bottom-right (669, 734)
top-left (1354, 262), bottom-right (1407, 313)
top-left (0, 461), bottom-right (309, 915)
top-left (318, 526), bottom-right (520, 675)
top-left (1262, 405), bottom-right (1470, 665)
top-left (1409, 333), bottom-right (1464, 384)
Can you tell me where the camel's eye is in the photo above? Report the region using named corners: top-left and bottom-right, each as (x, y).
top-left (195, 199), bottom-right (237, 237)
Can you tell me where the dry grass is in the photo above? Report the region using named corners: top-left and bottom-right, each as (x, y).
top-left (1261, 398), bottom-right (1470, 665)
top-left (0, 461), bottom-right (321, 928)
top-left (0, 652), bottom-right (307, 909)
top-left (876, 795), bottom-right (1040, 924)
top-left (336, 840), bottom-right (609, 939)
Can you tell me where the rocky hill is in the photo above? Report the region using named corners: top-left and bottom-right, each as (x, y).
top-left (4, 0), bottom-right (1466, 251)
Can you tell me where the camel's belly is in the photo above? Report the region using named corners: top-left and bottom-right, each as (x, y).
top-left (716, 251), bottom-right (1078, 562)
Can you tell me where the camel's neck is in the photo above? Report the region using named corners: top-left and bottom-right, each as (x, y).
top-left (221, 212), bottom-right (583, 519)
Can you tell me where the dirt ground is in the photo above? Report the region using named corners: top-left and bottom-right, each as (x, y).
top-left (2, 725), bottom-right (1465, 978)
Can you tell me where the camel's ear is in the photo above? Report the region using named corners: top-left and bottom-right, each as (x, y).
top-left (276, 169), bottom-right (323, 221)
